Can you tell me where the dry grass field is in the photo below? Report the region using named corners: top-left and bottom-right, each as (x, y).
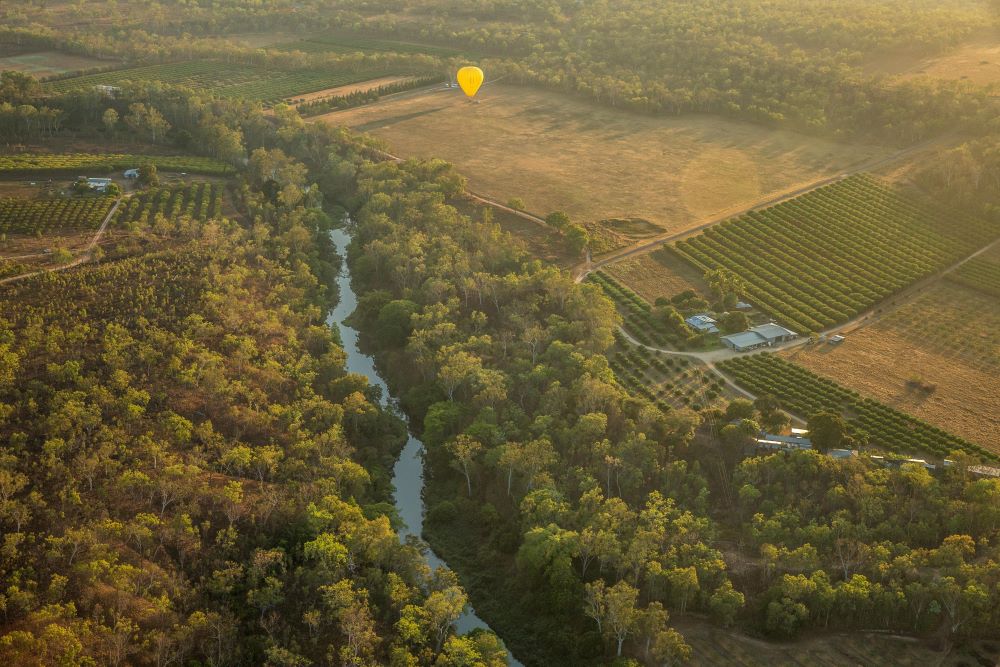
top-left (868, 30), bottom-right (1000, 86)
top-left (605, 247), bottom-right (711, 302)
top-left (782, 282), bottom-right (1000, 451)
top-left (317, 85), bottom-right (891, 234)
top-left (584, 217), bottom-right (662, 255)
top-left (0, 50), bottom-right (111, 78)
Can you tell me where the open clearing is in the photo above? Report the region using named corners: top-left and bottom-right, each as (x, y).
top-left (605, 247), bottom-right (711, 302)
top-left (0, 50), bottom-right (111, 78)
top-left (782, 281), bottom-right (1000, 451)
top-left (868, 31), bottom-right (1000, 86)
top-left (318, 85), bottom-right (892, 233)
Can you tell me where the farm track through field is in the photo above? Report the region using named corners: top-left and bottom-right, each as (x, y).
top-left (616, 233), bottom-right (1000, 429)
top-left (573, 133), bottom-right (953, 282)
top-left (837, 234), bottom-right (1000, 337)
top-left (617, 327), bottom-right (807, 427)
top-left (0, 197), bottom-right (120, 285)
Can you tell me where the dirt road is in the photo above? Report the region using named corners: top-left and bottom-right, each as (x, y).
top-left (0, 197), bottom-right (120, 285)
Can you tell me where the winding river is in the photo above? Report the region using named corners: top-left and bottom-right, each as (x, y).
top-left (326, 225), bottom-right (524, 666)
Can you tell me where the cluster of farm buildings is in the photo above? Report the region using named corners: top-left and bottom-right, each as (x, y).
top-left (685, 313), bottom-right (799, 352)
top-left (752, 427), bottom-right (1000, 477)
top-left (81, 169), bottom-right (140, 193)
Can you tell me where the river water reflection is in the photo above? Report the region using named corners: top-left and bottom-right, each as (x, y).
top-left (326, 225), bottom-right (524, 665)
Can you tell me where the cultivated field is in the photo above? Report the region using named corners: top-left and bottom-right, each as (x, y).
top-left (43, 60), bottom-right (403, 107)
top-left (285, 75), bottom-right (416, 106)
top-left (0, 153), bottom-right (232, 175)
top-left (591, 271), bottom-right (683, 348)
top-left (317, 85), bottom-right (892, 233)
top-left (116, 183), bottom-right (223, 226)
top-left (609, 335), bottom-right (735, 412)
top-left (718, 353), bottom-right (993, 460)
top-left (782, 281), bottom-right (1000, 451)
top-left (0, 50), bottom-right (111, 78)
top-left (0, 197), bottom-right (113, 235)
top-left (947, 255), bottom-right (1000, 297)
top-left (605, 247), bottom-right (712, 303)
top-left (674, 175), bottom-right (997, 333)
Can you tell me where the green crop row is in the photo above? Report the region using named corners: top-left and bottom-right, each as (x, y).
top-left (216, 69), bottom-right (399, 107)
top-left (589, 271), bottom-right (673, 347)
top-left (674, 175), bottom-right (997, 334)
top-left (43, 60), bottom-right (260, 94)
top-left (946, 257), bottom-right (1000, 298)
top-left (116, 182), bottom-right (222, 225)
top-left (717, 353), bottom-right (995, 461)
top-left (0, 196), bottom-right (113, 235)
top-left (0, 153), bottom-right (232, 175)
top-left (296, 75), bottom-right (445, 117)
top-left (43, 58), bottom-right (410, 108)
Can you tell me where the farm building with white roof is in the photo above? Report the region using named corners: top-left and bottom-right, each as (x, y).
top-left (721, 322), bottom-right (798, 352)
top-left (86, 177), bottom-right (114, 193)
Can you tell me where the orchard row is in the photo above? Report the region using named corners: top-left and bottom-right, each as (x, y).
top-left (717, 353), bottom-right (994, 461)
top-left (116, 183), bottom-right (223, 225)
top-left (44, 58), bottom-right (414, 108)
top-left (947, 257), bottom-right (1000, 298)
top-left (675, 175), bottom-right (997, 333)
top-left (0, 153), bottom-right (232, 175)
top-left (0, 197), bottom-right (113, 235)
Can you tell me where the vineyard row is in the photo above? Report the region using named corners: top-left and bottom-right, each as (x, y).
top-left (717, 353), bottom-right (995, 461)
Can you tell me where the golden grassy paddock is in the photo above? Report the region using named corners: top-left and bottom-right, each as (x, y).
top-left (0, 50), bottom-right (109, 78)
top-left (605, 247), bottom-right (711, 302)
top-left (318, 85), bottom-right (892, 233)
top-left (869, 30), bottom-right (1000, 86)
top-left (782, 281), bottom-right (1000, 452)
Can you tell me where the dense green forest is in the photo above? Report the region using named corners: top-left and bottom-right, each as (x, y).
top-left (0, 82), bottom-right (510, 665)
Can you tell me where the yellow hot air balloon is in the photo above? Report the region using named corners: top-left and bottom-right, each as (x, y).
top-left (456, 66), bottom-right (484, 99)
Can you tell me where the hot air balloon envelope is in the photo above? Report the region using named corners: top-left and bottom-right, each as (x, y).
top-left (456, 66), bottom-right (484, 98)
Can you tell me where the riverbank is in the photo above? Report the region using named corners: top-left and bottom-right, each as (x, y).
top-left (421, 479), bottom-right (606, 666)
top-left (327, 222), bottom-right (524, 665)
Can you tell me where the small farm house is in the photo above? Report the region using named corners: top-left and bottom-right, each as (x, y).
top-left (721, 322), bottom-right (798, 352)
top-left (685, 314), bottom-right (719, 333)
top-left (86, 178), bottom-right (114, 193)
